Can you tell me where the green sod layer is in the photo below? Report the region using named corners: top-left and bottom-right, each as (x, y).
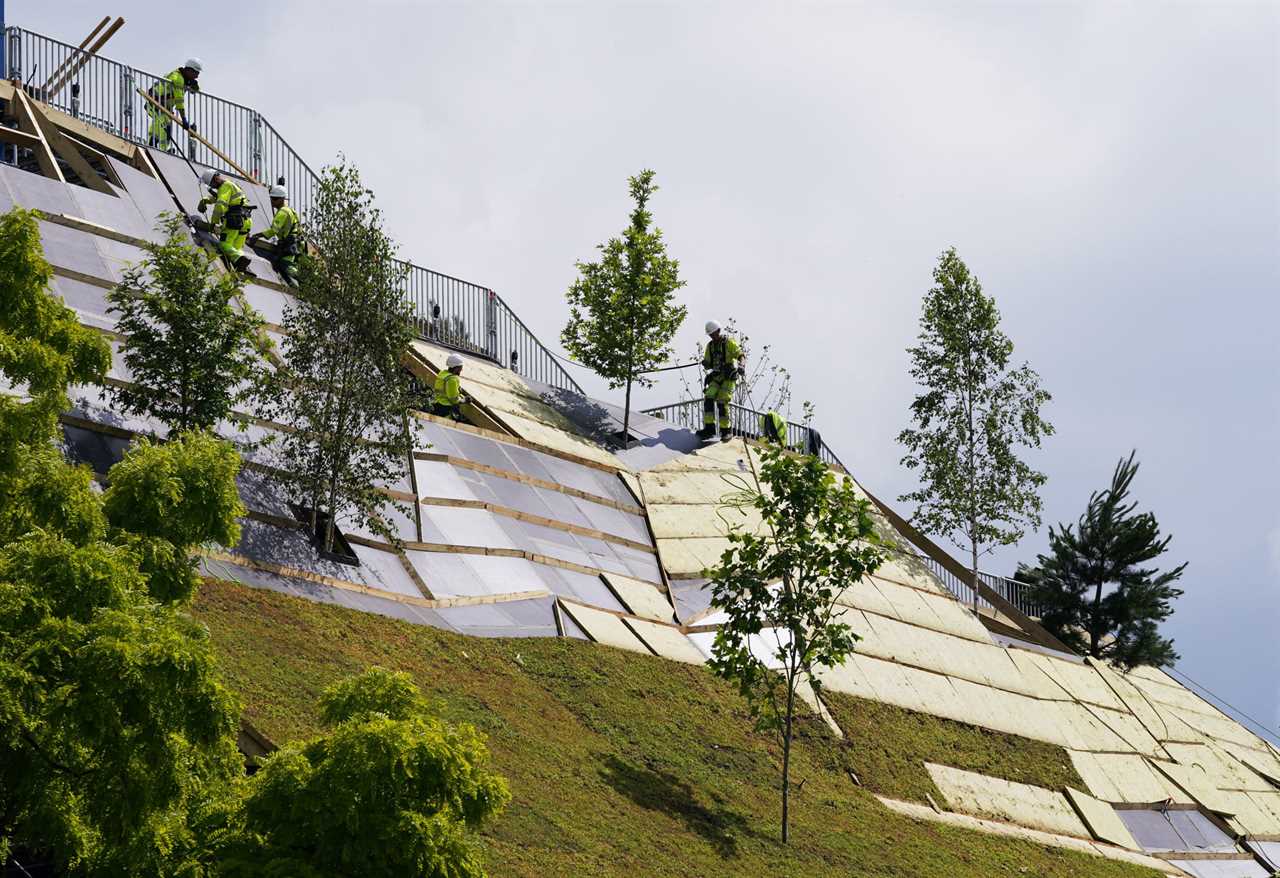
top-left (194, 579), bottom-right (1159, 878)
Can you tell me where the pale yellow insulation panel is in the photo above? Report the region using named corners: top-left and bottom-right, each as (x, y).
top-left (623, 618), bottom-right (707, 665)
top-left (1152, 760), bottom-right (1241, 816)
top-left (1069, 752), bottom-right (1192, 804)
top-left (1004, 649), bottom-right (1073, 701)
top-left (494, 412), bottom-right (623, 469)
top-left (640, 470), bottom-right (747, 505)
top-left (655, 537), bottom-right (729, 578)
top-left (926, 763), bottom-right (1091, 838)
top-left (1065, 787), bottom-right (1142, 851)
top-left (875, 551), bottom-right (947, 593)
top-left (1025, 652), bottom-right (1127, 712)
top-left (560, 603), bottom-right (651, 655)
top-left (601, 573), bottom-right (676, 622)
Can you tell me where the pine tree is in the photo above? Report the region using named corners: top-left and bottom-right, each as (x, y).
top-left (561, 169), bottom-right (686, 444)
top-left (108, 213), bottom-right (265, 433)
top-left (897, 248), bottom-right (1053, 607)
top-left (1018, 452), bottom-right (1185, 668)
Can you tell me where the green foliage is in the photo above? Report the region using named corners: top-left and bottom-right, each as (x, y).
top-left (103, 432), bottom-right (247, 603)
top-left (1018, 452), bottom-right (1185, 668)
top-left (107, 213), bottom-right (265, 433)
top-left (0, 207), bottom-right (110, 466)
top-left (707, 447), bottom-right (884, 842)
top-left (259, 159), bottom-right (413, 553)
top-left (561, 170), bottom-right (686, 438)
top-left (194, 579), bottom-right (1162, 878)
top-left (897, 247), bottom-right (1053, 593)
top-left (218, 668), bottom-right (509, 878)
top-left (0, 209), bottom-right (246, 874)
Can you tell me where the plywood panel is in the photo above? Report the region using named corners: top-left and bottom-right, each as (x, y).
top-left (1065, 787), bottom-right (1142, 850)
top-left (602, 573), bottom-right (676, 622)
top-left (560, 602), bottom-right (651, 655)
top-left (624, 617), bottom-right (706, 665)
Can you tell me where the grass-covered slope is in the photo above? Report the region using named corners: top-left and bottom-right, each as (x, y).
top-left (193, 579), bottom-right (1158, 877)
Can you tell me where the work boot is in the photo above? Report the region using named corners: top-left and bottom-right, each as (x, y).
top-left (719, 430), bottom-right (733, 442)
top-left (233, 255), bottom-right (254, 276)
top-left (696, 426), bottom-right (716, 441)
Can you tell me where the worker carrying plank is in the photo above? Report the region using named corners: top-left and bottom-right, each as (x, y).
top-left (146, 58), bottom-right (201, 152)
top-left (697, 320), bottom-right (745, 442)
top-left (760, 410), bottom-right (787, 446)
top-left (433, 354), bottom-right (467, 421)
top-left (250, 185), bottom-right (301, 287)
top-left (196, 168), bottom-right (254, 274)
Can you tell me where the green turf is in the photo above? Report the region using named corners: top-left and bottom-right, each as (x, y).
top-left (823, 692), bottom-right (1087, 805)
top-left (192, 579), bottom-right (1159, 877)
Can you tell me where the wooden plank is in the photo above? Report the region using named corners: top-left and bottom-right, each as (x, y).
top-left (45, 17), bottom-right (125, 100)
top-left (59, 133), bottom-right (123, 188)
top-left (10, 89), bottom-right (65, 183)
top-left (0, 125), bottom-right (43, 150)
top-left (39, 16), bottom-right (111, 96)
top-left (32, 104), bottom-right (117, 195)
top-left (135, 87), bottom-right (256, 181)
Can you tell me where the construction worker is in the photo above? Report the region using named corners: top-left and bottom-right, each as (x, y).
top-left (698, 320), bottom-right (744, 441)
top-left (250, 185), bottom-right (300, 287)
top-left (146, 58), bottom-right (201, 152)
top-left (760, 410), bottom-right (787, 446)
top-left (197, 168), bottom-right (254, 274)
top-left (433, 354), bottom-right (465, 420)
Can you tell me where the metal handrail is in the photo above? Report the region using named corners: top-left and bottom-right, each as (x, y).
top-left (4, 25), bottom-right (584, 395)
top-left (642, 398), bottom-right (847, 471)
top-left (911, 552), bottom-right (1045, 619)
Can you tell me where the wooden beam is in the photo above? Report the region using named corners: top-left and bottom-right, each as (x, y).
top-left (45, 17), bottom-right (125, 101)
top-left (25, 99), bottom-right (116, 195)
top-left (10, 88), bottom-right (65, 184)
top-left (0, 125), bottom-right (43, 150)
top-left (60, 133), bottom-right (123, 189)
top-left (135, 87), bottom-right (256, 181)
top-left (0, 79), bottom-right (137, 162)
top-left (39, 16), bottom-right (110, 95)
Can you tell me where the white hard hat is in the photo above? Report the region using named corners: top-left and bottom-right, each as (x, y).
top-left (268, 185), bottom-right (288, 199)
top-left (705, 320), bottom-right (722, 335)
top-left (184, 57), bottom-right (203, 73)
top-left (446, 354), bottom-right (464, 368)
top-left (199, 168), bottom-right (217, 187)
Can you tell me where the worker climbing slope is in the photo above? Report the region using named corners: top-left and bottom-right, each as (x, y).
top-left (145, 58), bottom-right (201, 152)
top-left (197, 168), bottom-right (254, 274)
top-left (433, 354), bottom-right (467, 421)
top-left (698, 320), bottom-right (745, 442)
top-left (250, 185), bottom-right (301, 287)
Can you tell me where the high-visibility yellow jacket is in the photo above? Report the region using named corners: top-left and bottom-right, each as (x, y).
top-left (703, 336), bottom-right (742, 375)
top-left (434, 371), bottom-right (461, 406)
top-left (761, 411), bottom-right (787, 444)
top-left (151, 69), bottom-right (190, 114)
top-left (259, 204), bottom-right (300, 248)
top-left (206, 179), bottom-right (249, 230)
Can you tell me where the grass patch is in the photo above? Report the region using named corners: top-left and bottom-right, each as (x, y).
top-left (193, 579), bottom-right (1159, 878)
top-left (824, 692), bottom-right (1086, 804)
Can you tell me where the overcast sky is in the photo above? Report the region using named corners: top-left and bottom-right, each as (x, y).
top-left (33, 1), bottom-right (1280, 739)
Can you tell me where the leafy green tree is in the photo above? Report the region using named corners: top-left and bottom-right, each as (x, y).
top-left (897, 248), bottom-right (1053, 608)
top-left (0, 208), bottom-right (245, 875)
top-left (108, 213), bottom-right (266, 433)
top-left (561, 169), bottom-right (686, 444)
top-left (708, 447), bottom-right (884, 843)
top-left (261, 160), bottom-right (413, 553)
top-left (217, 668), bottom-right (510, 878)
top-left (1017, 452), bottom-right (1186, 667)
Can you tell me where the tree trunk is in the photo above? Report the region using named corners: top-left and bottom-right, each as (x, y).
top-left (781, 670), bottom-right (795, 844)
top-left (622, 374), bottom-right (633, 447)
top-left (970, 534), bottom-right (980, 614)
top-left (1090, 579), bottom-right (1103, 657)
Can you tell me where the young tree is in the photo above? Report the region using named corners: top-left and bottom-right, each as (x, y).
top-left (561, 169), bottom-right (686, 444)
top-left (708, 447), bottom-right (884, 843)
top-left (262, 160), bottom-right (414, 554)
top-left (108, 213), bottom-right (265, 433)
top-left (0, 208), bottom-right (246, 876)
top-left (1017, 452), bottom-right (1186, 668)
top-left (897, 248), bottom-right (1053, 609)
top-left (217, 668), bottom-right (510, 878)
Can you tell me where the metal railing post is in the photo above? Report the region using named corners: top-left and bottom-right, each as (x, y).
top-left (120, 68), bottom-right (133, 140)
top-left (8, 28), bottom-right (20, 81)
top-left (251, 110), bottom-right (262, 180)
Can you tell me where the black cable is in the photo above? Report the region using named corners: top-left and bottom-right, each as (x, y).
top-left (544, 347), bottom-right (701, 375)
top-left (1165, 664), bottom-right (1280, 744)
